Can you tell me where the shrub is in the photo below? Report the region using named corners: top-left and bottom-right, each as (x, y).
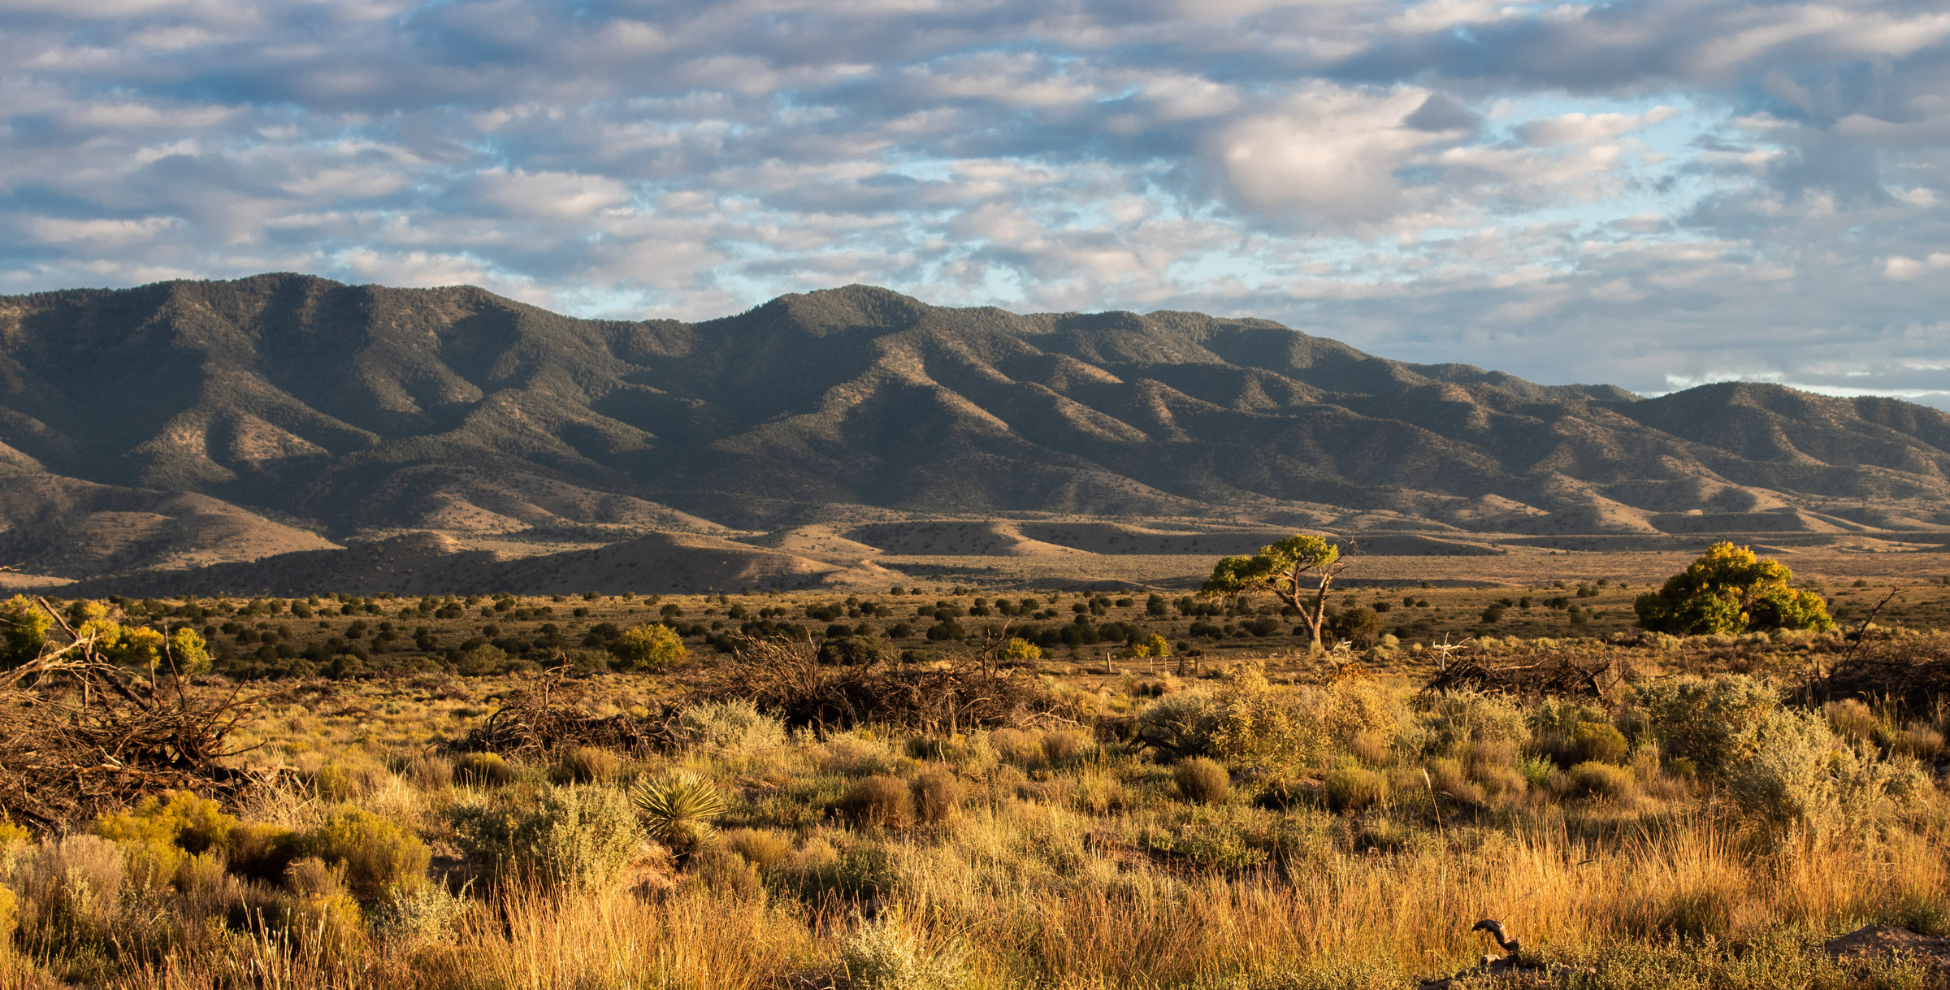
top-left (998, 637), bottom-right (1043, 662)
top-left (671, 699), bottom-right (787, 754)
top-left (519, 786), bottom-right (647, 890)
top-left (295, 808), bottom-right (431, 902)
top-left (372, 881), bottom-right (469, 945)
top-left (0, 595), bottom-right (51, 667)
top-left (1569, 761), bottom-right (1638, 802)
top-left (224, 822), bottom-right (301, 883)
top-left (1567, 721), bottom-right (1631, 765)
top-left (912, 767), bottom-right (962, 824)
top-left (609, 623), bottom-right (689, 672)
top-left (843, 775), bottom-right (915, 829)
top-left (1325, 766), bottom-right (1388, 812)
top-left (1823, 699), bottom-right (1879, 741)
top-left (1174, 758), bottom-right (1230, 805)
top-left (630, 771), bottom-right (726, 849)
top-left (93, 790), bottom-right (237, 891)
top-left (1634, 543), bottom-right (1833, 635)
top-left (1723, 708), bottom-right (1928, 833)
top-left (455, 751), bottom-right (514, 787)
top-left (721, 828), bottom-right (793, 869)
top-left (454, 643), bottom-right (514, 676)
top-left (552, 746), bottom-right (622, 784)
top-left (1627, 675), bottom-right (1784, 778)
top-left (314, 760), bottom-right (389, 801)
top-left (843, 915), bottom-right (963, 990)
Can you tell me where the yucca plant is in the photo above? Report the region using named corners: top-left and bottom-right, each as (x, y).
top-left (629, 770), bottom-right (726, 850)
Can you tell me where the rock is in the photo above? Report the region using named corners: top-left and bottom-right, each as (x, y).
top-left (1823, 924), bottom-right (1950, 969)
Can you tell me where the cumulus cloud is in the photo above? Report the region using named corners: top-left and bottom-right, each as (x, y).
top-left (0, 0), bottom-right (1944, 404)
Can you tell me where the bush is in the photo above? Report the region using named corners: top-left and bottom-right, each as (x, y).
top-left (1325, 766), bottom-right (1388, 812)
top-left (0, 595), bottom-right (51, 667)
top-left (223, 822), bottom-right (301, 883)
top-left (671, 699), bottom-right (787, 754)
top-left (485, 785), bottom-right (646, 890)
top-left (1634, 543), bottom-right (1833, 635)
top-left (455, 751), bottom-right (514, 787)
top-left (1174, 758), bottom-right (1230, 805)
top-left (1567, 721), bottom-right (1631, 765)
top-left (1627, 675), bottom-right (1783, 778)
top-left (998, 637), bottom-right (1043, 662)
top-left (630, 771), bottom-right (726, 849)
top-left (843, 775), bottom-right (915, 829)
top-left (609, 623), bottom-right (689, 672)
top-left (721, 828), bottom-right (793, 869)
top-left (552, 746), bottom-right (622, 784)
top-left (295, 809), bottom-right (431, 902)
top-left (843, 915), bottom-right (963, 990)
top-left (912, 768), bottom-right (962, 824)
top-left (1568, 761), bottom-right (1638, 802)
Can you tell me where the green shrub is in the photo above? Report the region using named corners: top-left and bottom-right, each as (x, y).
top-left (93, 791), bottom-right (238, 891)
top-left (843, 775), bottom-right (915, 828)
top-left (295, 808), bottom-right (431, 902)
top-left (0, 595), bottom-right (52, 667)
top-left (609, 624), bottom-right (689, 672)
top-left (455, 751), bottom-right (514, 787)
top-left (457, 785), bottom-right (646, 891)
top-left (630, 771), bottom-right (726, 849)
top-left (1634, 543), bottom-right (1833, 635)
top-left (1626, 675), bottom-right (1784, 778)
top-left (843, 915), bottom-right (963, 990)
top-left (1325, 766), bottom-right (1388, 812)
top-left (1567, 721), bottom-right (1631, 765)
top-left (1174, 757), bottom-right (1230, 805)
top-left (671, 699), bottom-right (786, 753)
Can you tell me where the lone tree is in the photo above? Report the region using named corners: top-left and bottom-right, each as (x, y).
top-left (1201, 535), bottom-right (1346, 649)
top-left (1634, 542), bottom-right (1834, 635)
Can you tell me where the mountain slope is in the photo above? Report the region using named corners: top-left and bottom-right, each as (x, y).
top-left (1, 274), bottom-right (1947, 581)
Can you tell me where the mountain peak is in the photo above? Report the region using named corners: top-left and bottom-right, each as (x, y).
top-left (0, 273), bottom-right (1944, 578)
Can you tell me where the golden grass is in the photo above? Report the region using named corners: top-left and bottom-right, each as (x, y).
top-left (3, 665), bottom-right (1947, 989)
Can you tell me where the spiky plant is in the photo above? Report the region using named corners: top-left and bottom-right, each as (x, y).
top-left (629, 770), bottom-right (726, 849)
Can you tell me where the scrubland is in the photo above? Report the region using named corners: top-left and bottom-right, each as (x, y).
top-left (4, 613), bottom-right (1950, 990)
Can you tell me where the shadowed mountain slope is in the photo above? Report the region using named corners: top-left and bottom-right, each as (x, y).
top-left (2, 274), bottom-right (1947, 582)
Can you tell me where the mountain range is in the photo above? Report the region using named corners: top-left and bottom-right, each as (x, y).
top-left (3, 273), bottom-right (1947, 587)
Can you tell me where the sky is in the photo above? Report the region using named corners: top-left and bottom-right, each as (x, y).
top-left (3, 0), bottom-right (1948, 407)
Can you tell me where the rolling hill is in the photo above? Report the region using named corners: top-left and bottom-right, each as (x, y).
top-left (2, 273), bottom-right (1947, 588)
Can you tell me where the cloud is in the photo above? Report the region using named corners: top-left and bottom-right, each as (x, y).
top-left (0, 0), bottom-right (1943, 406)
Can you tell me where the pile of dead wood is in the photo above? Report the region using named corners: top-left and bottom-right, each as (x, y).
top-left (1422, 647), bottom-right (1632, 702)
top-left (455, 670), bottom-right (679, 756)
top-left (710, 636), bottom-right (1089, 734)
top-left (0, 602), bottom-right (267, 831)
top-left (1817, 632), bottom-right (1950, 713)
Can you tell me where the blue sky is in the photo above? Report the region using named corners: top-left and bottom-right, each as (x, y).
top-left (3, 0), bottom-right (1948, 407)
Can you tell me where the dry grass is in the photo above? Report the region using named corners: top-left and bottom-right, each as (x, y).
top-left (2, 647), bottom-right (1948, 990)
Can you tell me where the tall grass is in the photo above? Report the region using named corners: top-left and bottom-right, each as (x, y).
top-left (2, 664), bottom-right (1945, 989)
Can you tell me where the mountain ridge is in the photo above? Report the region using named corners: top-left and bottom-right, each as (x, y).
top-left (3, 273), bottom-right (1947, 583)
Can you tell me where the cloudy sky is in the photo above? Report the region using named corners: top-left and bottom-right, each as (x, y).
top-left (4, 0), bottom-right (1948, 406)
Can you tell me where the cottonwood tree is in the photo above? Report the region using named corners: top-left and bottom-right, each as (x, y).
top-left (1201, 535), bottom-right (1346, 650)
top-left (1635, 542), bottom-right (1834, 635)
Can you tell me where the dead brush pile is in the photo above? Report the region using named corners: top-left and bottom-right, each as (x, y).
top-left (457, 668), bottom-right (680, 757)
top-left (1819, 631), bottom-right (1950, 713)
top-left (0, 631), bottom-right (265, 833)
top-left (710, 636), bottom-right (1091, 733)
top-left (1422, 644), bottom-right (1634, 703)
